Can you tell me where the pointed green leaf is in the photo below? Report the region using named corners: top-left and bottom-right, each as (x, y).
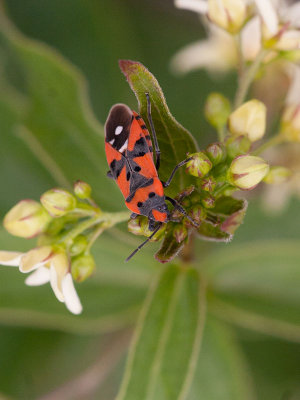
top-left (188, 318), bottom-right (256, 400)
top-left (119, 60), bottom-right (198, 197)
top-left (116, 264), bottom-right (206, 400)
top-left (206, 241), bottom-right (300, 342)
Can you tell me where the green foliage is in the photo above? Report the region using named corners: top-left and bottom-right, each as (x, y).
top-left (116, 264), bottom-right (205, 400)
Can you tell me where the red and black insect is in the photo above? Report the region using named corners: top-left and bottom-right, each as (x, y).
top-left (105, 93), bottom-right (196, 261)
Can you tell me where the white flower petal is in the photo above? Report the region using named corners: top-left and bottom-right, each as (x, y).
top-left (241, 17), bottom-right (262, 61)
top-left (62, 273), bottom-right (82, 315)
top-left (254, 0), bottom-right (279, 35)
top-left (174, 0), bottom-right (208, 13)
top-left (287, 65), bottom-right (300, 104)
top-left (25, 266), bottom-right (50, 286)
top-left (50, 264), bottom-right (64, 302)
top-left (170, 31), bottom-right (236, 74)
top-left (281, 3), bottom-right (300, 28)
top-left (19, 245), bottom-right (53, 273)
top-left (0, 251), bottom-right (23, 266)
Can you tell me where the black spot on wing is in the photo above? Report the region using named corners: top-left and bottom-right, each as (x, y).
top-left (105, 104), bottom-right (133, 152)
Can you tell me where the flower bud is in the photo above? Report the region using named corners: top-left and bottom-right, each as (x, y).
top-left (186, 152), bottom-right (212, 178)
top-left (128, 216), bottom-right (146, 236)
top-left (208, 0), bottom-right (247, 34)
top-left (205, 93), bottom-right (231, 132)
top-left (41, 188), bottom-right (76, 217)
top-left (3, 200), bottom-right (51, 238)
top-left (74, 180), bottom-right (92, 199)
top-left (72, 254), bottom-right (95, 282)
top-left (226, 135), bottom-right (251, 159)
top-left (201, 194), bottom-right (215, 209)
top-left (173, 224), bottom-right (188, 243)
top-left (280, 104), bottom-right (300, 142)
top-left (228, 155), bottom-right (269, 190)
top-left (206, 142), bottom-right (226, 165)
top-left (70, 235), bottom-right (88, 256)
top-left (201, 177), bottom-right (217, 192)
top-left (228, 100), bottom-right (267, 142)
top-left (263, 166), bottom-right (291, 184)
top-left (188, 205), bottom-right (207, 224)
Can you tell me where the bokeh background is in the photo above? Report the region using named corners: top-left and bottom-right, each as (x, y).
top-left (0, 1), bottom-right (299, 399)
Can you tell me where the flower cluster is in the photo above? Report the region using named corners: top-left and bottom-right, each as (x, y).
top-left (0, 181), bottom-right (129, 314)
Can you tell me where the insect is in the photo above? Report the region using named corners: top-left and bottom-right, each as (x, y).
top-left (105, 93), bottom-right (197, 261)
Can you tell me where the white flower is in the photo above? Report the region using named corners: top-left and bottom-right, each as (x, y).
top-left (172, 0), bottom-right (300, 75)
top-left (0, 246), bottom-right (82, 315)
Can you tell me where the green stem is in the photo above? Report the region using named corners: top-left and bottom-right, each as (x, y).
top-left (86, 224), bottom-right (105, 252)
top-left (61, 211), bottom-right (130, 244)
top-left (234, 48), bottom-right (268, 109)
top-left (252, 134), bottom-right (285, 155)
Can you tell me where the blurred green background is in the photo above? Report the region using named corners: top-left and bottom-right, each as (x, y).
top-left (0, 1), bottom-right (299, 399)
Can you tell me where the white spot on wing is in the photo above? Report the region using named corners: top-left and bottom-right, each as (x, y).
top-left (115, 126), bottom-right (123, 135)
top-left (109, 139), bottom-right (115, 145)
top-left (119, 139), bottom-right (128, 153)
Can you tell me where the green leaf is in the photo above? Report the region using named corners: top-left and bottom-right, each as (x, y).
top-left (155, 225), bottom-right (185, 264)
top-left (197, 221), bottom-right (232, 242)
top-left (116, 264), bottom-right (206, 400)
top-left (0, 9), bottom-right (122, 211)
top-left (119, 60), bottom-right (198, 197)
top-left (206, 240), bottom-right (300, 342)
top-left (188, 318), bottom-right (256, 400)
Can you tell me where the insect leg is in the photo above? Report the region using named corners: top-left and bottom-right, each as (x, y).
top-left (125, 223), bottom-right (162, 262)
top-left (130, 213), bottom-right (138, 219)
top-left (162, 157), bottom-right (193, 188)
top-left (148, 218), bottom-right (157, 231)
top-left (165, 196), bottom-right (199, 227)
top-left (146, 92), bottom-right (161, 171)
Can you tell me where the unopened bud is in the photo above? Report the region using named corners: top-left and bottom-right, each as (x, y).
top-left (72, 254), bottom-right (95, 282)
top-left (226, 135), bottom-right (251, 158)
top-left (280, 104), bottom-right (300, 142)
top-left (173, 224), bottom-right (188, 243)
top-left (228, 100), bottom-right (267, 142)
top-left (205, 93), bottom-right (231, 132)
top-left (41, 188), bottom-right (76, 217)
top-left (228, 155), bottom-right (269, 190)
top-left (263, 166), bottom-right (291, 184)
top-left (128, 216), bottom-right (146, 235)
top-left (202, 194), bottom-right (215, 209)
top-left (206, 142), bottom-right (226, 165)
top-left (208, 0), bottom-right (247, 34)
top-left (74, 180), bottom-right (92, 199)
top-left (201, 177), bottom-right (217, 192)
top-left (3, 200), bottom-right (51, 238)
top-left (70, 235), bottom-right (88, 256)
top-left (186, 152), bottom-right (212, 178)
top-left (188, 205), bottom-right (207, 224)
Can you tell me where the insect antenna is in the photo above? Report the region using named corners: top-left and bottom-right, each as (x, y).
top-left (125, 223), bottom-right (162, 262)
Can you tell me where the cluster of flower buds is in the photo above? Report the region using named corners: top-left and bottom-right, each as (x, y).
top-left (0, 180), bottom-right (127, 314)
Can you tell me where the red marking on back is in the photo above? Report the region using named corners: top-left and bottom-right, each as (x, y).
top-left (105, 142), bottom-right (122, 165)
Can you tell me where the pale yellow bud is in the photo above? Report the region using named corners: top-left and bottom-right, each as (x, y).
top-left (280, 104), bottom-right (300, 142)
top-left (74, 180), bottom-right (92, 199)
top-left (263, 166), bottom-right (291, 184)
top-left (208, 0), bottom-right (247, 34)
top-left (228, 155), bottom-right (269, 190)
top-left (3, 200), bottom-right (51, 238)
top-left (228, 100), bottom-right (267, 142)
top-left (41, 188), bottom-right (76, 217)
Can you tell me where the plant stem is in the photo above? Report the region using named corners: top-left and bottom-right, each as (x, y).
top-left (252, 134), bottom-right (285, 155)
top-left (234, 48), bottom-right (268, 109)
top-left (61, 211), bottom-right (130, 243)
